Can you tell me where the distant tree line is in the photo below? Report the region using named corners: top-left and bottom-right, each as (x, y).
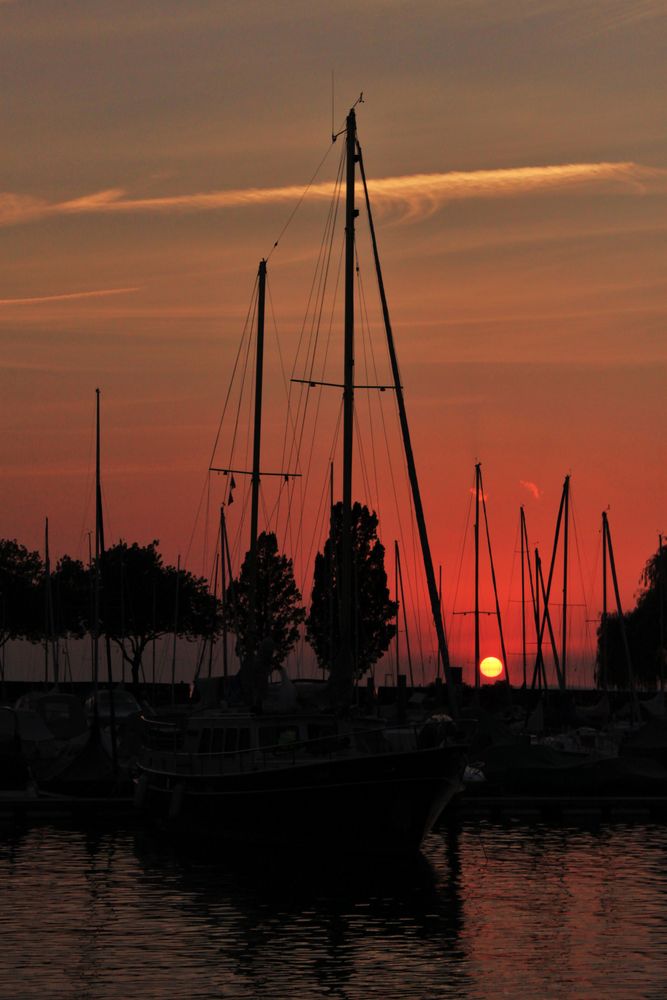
top-left (0, 538), bottom-right (217, 688)
top-left (0, 502), bottom-right (397, 689)
top-left (596, 543), bottom-right (667, 689)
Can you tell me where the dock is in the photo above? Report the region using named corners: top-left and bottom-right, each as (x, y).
top-left (0, 792), bottom-right (136, 824)
top-left (452, 792), bottom-right (667, 823)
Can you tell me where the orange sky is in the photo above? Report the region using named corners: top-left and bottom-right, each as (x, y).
top-left (1, 1), bottom-right (665, 684)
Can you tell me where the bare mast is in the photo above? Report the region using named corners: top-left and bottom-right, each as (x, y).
top-left (474, 463), bottom-right (481, 698)
top-left (520, 507), bottom-right (527, 688)
top-left (249, 259), bottom-right (268, 661)
top-left (562, 474), bottom-right (570, 688)
top-left (94, 389), bottom-right (118, 775)
top-left (338, 108), bottom-right (357, 692)
top-left (357, 138), bottom-right (459, 716)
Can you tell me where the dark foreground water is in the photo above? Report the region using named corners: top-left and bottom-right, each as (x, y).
top-left (1, 820), bottom-right (666, 999)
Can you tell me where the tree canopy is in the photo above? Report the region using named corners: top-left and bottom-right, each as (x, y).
top-left (47, 555), bottom-right (90, 641)
top-left (596, 543), bottom-right (667, 689)
top-left (306, 502), bottom-right (397, 682)
top-left (97, 540), bottom-right (219, 687)
top-left (0, 539), bottom-right (43, 650)
top-left (223, 531), bottom-right (305, 674)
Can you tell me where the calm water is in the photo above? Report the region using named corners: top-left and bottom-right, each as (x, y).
top-left (1, 819), bottom-right (667, 999)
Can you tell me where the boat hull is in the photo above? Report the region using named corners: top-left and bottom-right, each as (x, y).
top-left (136, 745), bottom-right (466, 855)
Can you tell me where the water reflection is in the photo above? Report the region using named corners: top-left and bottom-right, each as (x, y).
top-left (2, 820), bottom-right (667, 998)
top-left (131, 827), bottom-right (469, 999)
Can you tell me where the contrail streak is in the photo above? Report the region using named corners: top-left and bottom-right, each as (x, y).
top-left (0, 161), bottom-right (664, 228)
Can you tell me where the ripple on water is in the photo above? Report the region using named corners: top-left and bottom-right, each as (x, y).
top-left (1, 821), bottom-right (667, 999)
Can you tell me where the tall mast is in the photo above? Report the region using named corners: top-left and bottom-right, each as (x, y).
top-left (220, 506), bottom-right (229, 680)
top-left (338, 107), bottom-right (357, 689)
top-left (532, 479), bottom-right (566, 692)
top-left (357, 141), bottom-right (458, 716)
top-left (603, 511), bottom-right (635, 703)
top-left (520, 507), bottom-right (527, 688)
top-left (249, 258), bottom-right (267, 661)
top-left (480, 467), bottom-right (509, 685)
top-left (170, 554), bottom-right (180, 705)
top-left (43, 519), bottom-right (49, 685)
top-left (93, 392), bottom-right (101, 702)
top-left (437, 564), bottom-right (443, 680)
top-left (562, 474), bottom-right (570, 688)
top-left (534, 548), bottom-right (542, 690)
top-left (94, 389), bottom-right (117, 774)
top-left (328, 463), bottom-right (334, 681)
top-left (474, 463), bottom-right (481, 698)
top-left (659, 532), bottom-right (664, 694)
top-left (44, 517), bottom-right (59, 688)
top-left (601, 511), bottom-right (608, 690)
top-left (394, 540), bottom-right (400, 685)
top-left (395, 541), bottom-right (414, 687)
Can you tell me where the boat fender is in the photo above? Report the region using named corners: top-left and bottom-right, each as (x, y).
top-left (134, 773), bottom-right (149, 809)
top-left (169, 783), bottom-right (185, 821)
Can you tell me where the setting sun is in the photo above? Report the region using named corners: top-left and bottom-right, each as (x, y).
top-left (480, 656), bottom-right (504, 680)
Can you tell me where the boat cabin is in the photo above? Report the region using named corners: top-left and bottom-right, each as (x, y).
top-left (140, 710), bottom-right (390, 778)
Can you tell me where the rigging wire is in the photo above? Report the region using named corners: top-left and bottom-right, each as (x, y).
top-left (449, 478), bottom-right (475, 655)
top-left (76, 394), bottom-right (97, 563)
top-left (278, 144), bottom-right (345, 563)
top-left (184, 274), bottom-right (259, 569)
top-left (301, 401), bottom-right (344, 596)
top-left (358, 265), bottom-right (430, 679)
top-left (355, 251), bottom-right (382, 518)
top-left (354, 411), bottom-right (373, 508)
top-left (201, 473), bottom-right (212, 578)
top-left (266, 140), bottom-right (339, 261)
top-left (286, 223), bottom-right (345, 583)
top-left (209, 275), bottom-right (259, 471)
top-left (570, 488), bottom-right (597, 683)
top-left (503, 515), bottom-right (521, 673)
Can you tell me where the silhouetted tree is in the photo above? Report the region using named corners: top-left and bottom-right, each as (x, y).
top-left (0, 540), bottom-right (43, 661)
top-left (306, 502), bottom-right (397, 681)
top-left (40, 555), bottom-right (90, 641)
top-left (596, 543), bottom-right (667, 689)
top-left (98, 540), bottom-right (219, 687)
top-left (224, 531), bottom-right (305, 673)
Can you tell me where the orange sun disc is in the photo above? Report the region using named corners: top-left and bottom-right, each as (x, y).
top-left (480, 656), bottom-right (504, 679)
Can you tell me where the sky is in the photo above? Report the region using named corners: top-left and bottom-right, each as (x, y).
top-left (1, 1), bottom-right (666, 684)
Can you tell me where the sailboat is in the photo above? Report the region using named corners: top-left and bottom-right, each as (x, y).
top-left (135, 108), bottom-right (467, 854)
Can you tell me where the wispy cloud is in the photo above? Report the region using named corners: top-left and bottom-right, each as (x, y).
top-left (520, 480), bottom-right (543, 500)
top-left (0, 286), bottom-right (140, 306)
top-left (1, 161), bottom-right (664, 229)
top-left (457, 0), bottom-right (666, 34)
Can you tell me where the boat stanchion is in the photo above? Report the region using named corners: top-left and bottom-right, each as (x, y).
top-left (168, 783), bottom-right (184, 821)
top-left (133, 773), bottom-right (149, 809)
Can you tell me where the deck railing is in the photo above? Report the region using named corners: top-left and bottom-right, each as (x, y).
top-left (138, 720), bottom-right (419, 778)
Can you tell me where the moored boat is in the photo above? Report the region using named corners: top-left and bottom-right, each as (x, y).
top-left (136, 709), bottom-right (466, 854)
top-left (136, 105), bottom-right (467, 854)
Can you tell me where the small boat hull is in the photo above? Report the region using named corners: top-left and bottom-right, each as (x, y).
top-left (137, 744), bottom-right (465, 855)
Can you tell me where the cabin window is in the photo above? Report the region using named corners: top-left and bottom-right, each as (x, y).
top-left (212, 729), bottom-right (225, 753)
top-left (306, 723), bottom-right (338, 754)
top-left (199, 729), bottom-right (212, 753)
top-left (278, 726), bottom-right (299, 748)
top-left (307, 724), bottom-right (336, 743)
top-left (184, 729), bottom-right (200, 753)
top-left (224, 729), bottom-right (238, 753)
top-left (239, 728), bottom-right (251, 752)
top-left (259, 725), bottom-right (299, 750)
top-left (259, 726), bottom-right (278, 748)
top-left (354, 730), bottom-right (386, 754)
